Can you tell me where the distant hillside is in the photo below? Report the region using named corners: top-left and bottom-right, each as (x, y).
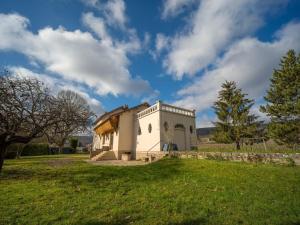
top-left (196, 127), bottom-right (215, 137)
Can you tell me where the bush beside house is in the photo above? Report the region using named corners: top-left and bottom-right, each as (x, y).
top-left (21, 144), bottom-right (50, 156)
top-left (5, 143), bottom-right (78, 159)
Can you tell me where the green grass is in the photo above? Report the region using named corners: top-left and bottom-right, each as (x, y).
top-left (1, 155), bottom-right (300, 225)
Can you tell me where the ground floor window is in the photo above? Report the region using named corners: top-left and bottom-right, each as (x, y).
top-left (164, 121), bottom-right (169, 131)
top-left (148, 123), bottom-right (152, 133)
top-left (190, 125), bottom-right (193, 134)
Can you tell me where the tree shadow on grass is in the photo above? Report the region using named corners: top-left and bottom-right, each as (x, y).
top-left (167, 217), bottom-right (207, 225)
top-left (75, 213), bottom-right (142, 225)
top-left (77, 216), bottom-right (207, 225)
top-left (77, 219), bottom-right (130, 225)
top-left (281, 222), bottom-right (300, 225)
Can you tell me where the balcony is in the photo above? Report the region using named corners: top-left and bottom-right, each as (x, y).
top-left (137, 101), bottom-right (195, 119)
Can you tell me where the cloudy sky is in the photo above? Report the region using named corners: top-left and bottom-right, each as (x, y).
top-left (0, 0), bottom-right (299, 127)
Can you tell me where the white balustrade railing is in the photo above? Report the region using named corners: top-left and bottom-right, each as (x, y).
top-left (137, 104), bottom-right (159, 118)
top-left (137, 101), bottom-right (195, 118)
top-left (161, 103), bottom-right (195, 117)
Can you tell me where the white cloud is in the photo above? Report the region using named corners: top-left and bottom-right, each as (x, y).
top-left (141, 90), bottom-right (160, 105)
top-left (162, 0), bottom-right (287, 79)
top-left (82, 12), bottom-right (111, 43)
top-left (0, 13), bottom-right (151, 97)
top-left (9, 66), bottom-right (104, 114)
top-left (149, 33), bottom-right (170, 60)
top-left (174, 22), bottom-right (300, 114)
top-left (81, 0), bottom-right (127, 27)
top-left (156, 33), bottom-right (170, 54)
top-left (143, 32), bottom-right (151, 48)
top-left (250, 103), bottom-right (269, 123)
top-left (104, 0), bottom-right (127, 27)
top-left (80, 0), bottom-right (101, 9)
top-left (162, 0), bottom-right (197, 19)
top-left (196, 114), bottom-right (216, 128)
top-left (82, 1), bottom-right (145, 55)
top-left (115, 28), bottom-right (142, 54)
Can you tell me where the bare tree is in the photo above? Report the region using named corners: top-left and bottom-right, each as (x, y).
top-left (45, 90), bottom-right (94, 153)
top-left (0, 73), bottom-right (58, 172)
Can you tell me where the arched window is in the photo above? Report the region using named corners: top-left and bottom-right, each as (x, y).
top-left (164, 121), bottom-right (169, 132)
top-left (138, 126), bottom-right (141, 135)
top-left (190, 125), bottom-right (193, 134)
top-left (175, 124), bottom-right (184, 129)
top-left (148, 123), bottom-right (152, 133)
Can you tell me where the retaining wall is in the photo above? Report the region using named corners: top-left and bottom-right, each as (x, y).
top-left (169, 151), bottom-right (300, 165)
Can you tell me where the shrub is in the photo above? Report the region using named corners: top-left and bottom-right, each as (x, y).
top-left (62, 147), bottom-right (76, 154)
top-left (285, 157), bottom-right (296, 167)
top-left (21, 143), bottom-right (49, 156)
top-left (5, 151), bottom-right (17, 159)
top-left (49, 147), bottom-right (59, 155)
top-left (69, 137), bottom-right (78, 150)
top-left (82, 147), bottom-right (89, 153)
top-left (191, 146), bottom-right (198, 151)
top-left (5, 144), bottom-right (25, 159)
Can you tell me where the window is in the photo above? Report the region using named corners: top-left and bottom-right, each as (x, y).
top-left (102, 135), bottom-right (105, 144)
top-left (164, 121), bottom-right (169, 132)
top-left (175, 124), bottom-right (184, 129)
top-left (138, 126), bottom-right (141, 135)
top-left (148, 123), bottom-right (152, 133)
top-left (190, 125), bottom-right (193, 134)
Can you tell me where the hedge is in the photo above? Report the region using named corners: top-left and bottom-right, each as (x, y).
top-left (21, 143), bottom-right (49, 156)
top-left (62, 147), bottom-right (76, 154)
top-left (5, 144), bottom-right (25, 159)
top-left (5, 143), bottom-right (77, 159)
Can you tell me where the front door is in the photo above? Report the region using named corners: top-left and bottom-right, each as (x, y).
top-left (174, 128), bottom-right (186, 150)
top-left (109, 132), bottom-right (114, 150)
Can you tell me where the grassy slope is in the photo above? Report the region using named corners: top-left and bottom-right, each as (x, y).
top-left (0, 155), bottom-right (300, 225)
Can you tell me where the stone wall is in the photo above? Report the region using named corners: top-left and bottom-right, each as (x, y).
top-left (136, 151), bottom-right (168, 161)
top-left (169, 151), bottom-right (300, 165)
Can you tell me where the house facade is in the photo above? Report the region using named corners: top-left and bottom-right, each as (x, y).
top-left (92, 101), bottom-right (197, 160)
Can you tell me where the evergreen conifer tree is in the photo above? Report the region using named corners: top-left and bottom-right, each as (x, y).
top-left (260, 50), bottom-right (300, 148)
top-left (213, 81), bottom-right (261, 149)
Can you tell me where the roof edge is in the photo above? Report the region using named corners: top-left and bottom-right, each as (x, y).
top-left (93, 102), bottom-right (149, 126)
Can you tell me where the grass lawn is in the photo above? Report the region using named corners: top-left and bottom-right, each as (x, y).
top-left (0, 155), bottom-right (300, 225)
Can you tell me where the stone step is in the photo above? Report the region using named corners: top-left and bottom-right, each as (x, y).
top-left (91, 150), bottom-right (117, 161)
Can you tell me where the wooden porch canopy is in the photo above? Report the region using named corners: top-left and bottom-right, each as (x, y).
top-left (94, 116), bottom-right (119, 135)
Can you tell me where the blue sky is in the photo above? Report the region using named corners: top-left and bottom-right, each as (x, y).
top-left (0, 0), bottom-right (300, 127)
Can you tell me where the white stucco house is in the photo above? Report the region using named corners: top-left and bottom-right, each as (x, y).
top-left (91, 101), bottom-right (197, 161)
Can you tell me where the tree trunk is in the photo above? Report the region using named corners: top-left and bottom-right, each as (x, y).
top-left (59, 145), bottom-right (63, 154)
top-left (0, 143), bottom-right (7, 173)
top-left (16, 144), bottom-right (24, 159)
top-left (236, 141), bottom-right (241, 150)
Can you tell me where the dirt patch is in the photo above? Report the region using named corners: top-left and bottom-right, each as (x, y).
top-left (45, 159), bottom-right (76, 167)
top-left (86, 160), bottom-right (149, 166)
